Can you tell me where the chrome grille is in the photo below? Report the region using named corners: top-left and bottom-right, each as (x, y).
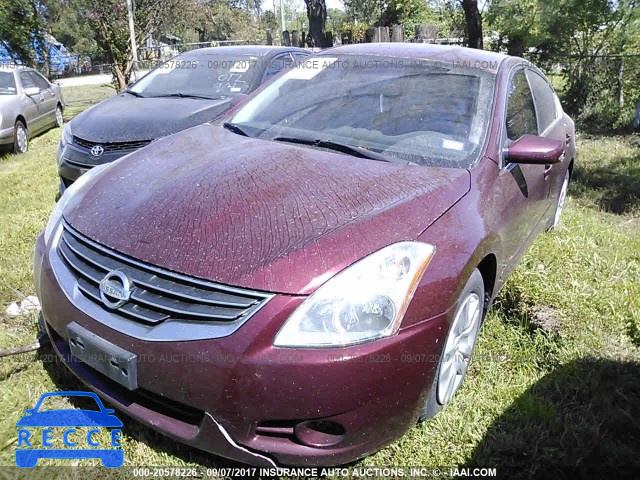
top-left (56, 223), bottom-right (272, 326)
top-left (73, 136), bottom-right (152, 153)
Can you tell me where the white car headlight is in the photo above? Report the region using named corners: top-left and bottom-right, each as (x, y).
top-left (43, 164), bottom-right (109, 245)
top-left (274, 242), bottom-right (436, 348)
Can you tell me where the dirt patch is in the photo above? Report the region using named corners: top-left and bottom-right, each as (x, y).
top-left (529, 305), bottom-right (562, 334)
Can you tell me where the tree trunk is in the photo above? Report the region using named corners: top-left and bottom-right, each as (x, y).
top-left (507, 36), bottom-right (525, 57)
top-left (112, 64), bottom-right (128, 92)
top-left (304, 0), bottom-right (326, 48)
top-left (461, 0), bottom-right (483, 49)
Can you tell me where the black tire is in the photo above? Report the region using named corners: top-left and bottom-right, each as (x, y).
top-left (419, 268), bottom-right (485, 420)
top-left (55, 104), bottom-right (64, 128)
top-left (12, 120), bottom-right (28, 154)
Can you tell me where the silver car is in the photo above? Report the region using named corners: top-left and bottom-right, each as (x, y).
top-left (0, 65), bottom-right (64, 153)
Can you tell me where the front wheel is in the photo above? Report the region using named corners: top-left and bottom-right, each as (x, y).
top-left (550, 169), bottom-right (570, 230)
top-left (13, 121), bottom-right (28, 154)
top-left (55, 105), bottom-right (64, 127)
top-left (420, 269), bottom-right (485, 420)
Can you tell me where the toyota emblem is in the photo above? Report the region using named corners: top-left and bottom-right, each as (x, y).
top-left (90, 145), bottom-right (104, 157)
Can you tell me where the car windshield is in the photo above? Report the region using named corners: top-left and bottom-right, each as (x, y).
top-left (230, 54), bottom-right (496, 168)
top-left (0, 71), bottom-right (16, 95)
top-left (130, 54), bottom-right (262, 99)
top-left (36, 395), bottom-right (101, 412)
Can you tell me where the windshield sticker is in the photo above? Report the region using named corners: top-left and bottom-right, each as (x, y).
top-left (442, 139), bottom-right (465, 151)
top-left (286, 58), bottom-right (337, 80)
top-left (230, 61), bottom-right (251, 73)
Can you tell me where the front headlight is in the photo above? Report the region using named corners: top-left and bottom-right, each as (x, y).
top-left (274, 242), bottom-right (436, 348)
top-left (61, 122), bottom-right (73, 146)
top-left (43, 163), bottom-right (109, 245)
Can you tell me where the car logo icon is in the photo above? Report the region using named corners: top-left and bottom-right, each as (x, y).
top-left (99, 270), bottom-right (132, 309)
top-left (15, 391), bottom-right (124, 468)
top-left (90, 145), bottom-right (104, 157)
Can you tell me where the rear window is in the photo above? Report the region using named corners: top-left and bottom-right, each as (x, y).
top-left (526, 70), bottom-right (558, 132)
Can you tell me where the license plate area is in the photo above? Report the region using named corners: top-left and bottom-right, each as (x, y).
top-left (67, 322), bottom-right (138, 390)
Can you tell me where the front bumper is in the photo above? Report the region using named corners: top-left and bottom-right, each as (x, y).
top-left (56, 141), bottom-right (131, 194)
top-left (0, 125), bottom-right (14, 146)
top-left (35, 232), bottom-right (451, 466)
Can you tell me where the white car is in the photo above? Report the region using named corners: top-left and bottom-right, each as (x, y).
top-left (0, 65), bottom-right (64, 153)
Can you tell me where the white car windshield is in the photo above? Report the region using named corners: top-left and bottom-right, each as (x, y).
top-left (230, 54), bottom-right (496, 168)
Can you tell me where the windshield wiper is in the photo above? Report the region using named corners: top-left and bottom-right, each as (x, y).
top-left (273, 136), bottom-right (405, 164)
top-left (223, 122), bottom-right (250, 137)
top-left (124, 89), bottom-right (145, 98)
top-left (149, 93), bottom-right (215, 100)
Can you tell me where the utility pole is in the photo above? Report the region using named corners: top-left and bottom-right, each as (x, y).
top-left (280, 0), bottom-right (286, 33)
top-left (126, 0), bottom-right (139, 68)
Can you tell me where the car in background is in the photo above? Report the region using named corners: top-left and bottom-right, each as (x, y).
top-left (36, 43), bottom-right (575, 466)
top-left (0, 65), bottom-right (64, 153)
top-left (57, 45), bottom-right (310, 195)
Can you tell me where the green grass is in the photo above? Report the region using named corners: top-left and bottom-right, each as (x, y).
top-left (0, 88), bottom-right (638, 478)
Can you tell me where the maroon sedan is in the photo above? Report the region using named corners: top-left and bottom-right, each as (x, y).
top-left (34, 43), bottom-right (575, 466)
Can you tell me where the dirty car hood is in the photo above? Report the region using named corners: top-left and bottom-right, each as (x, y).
top-left (69, 93), bottom-right (232, 142)
top-left (64, 124), bottom-right (470, 295)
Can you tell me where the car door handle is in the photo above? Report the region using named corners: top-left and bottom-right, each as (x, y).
top-left (544, 164), bottom-right (553, 180)
top-left (49, 91), bottom-right (56, 97)
top-left (565, 134), bottom-right (572, 146)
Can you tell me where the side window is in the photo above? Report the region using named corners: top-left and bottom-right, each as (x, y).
top-left (30, 71), bottom-right (52, 91)
top-left (526, 70), bottom-right (558, 133)
top-left (263, 53), bottom-right (294, 82)
top-left (20, 71), bottom-right (37, 90)
top-left (506, 69), bottom-right (538, 141)
top-left (292, 53), bottom-right (310, 65)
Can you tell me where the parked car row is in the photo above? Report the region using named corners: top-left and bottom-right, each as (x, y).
top-left (33, 43), bottom-right (575, 467)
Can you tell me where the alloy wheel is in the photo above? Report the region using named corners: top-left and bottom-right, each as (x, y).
top-left (15, 123), bottom-right (28, 153)
top-left (55, 106), bottom-right (64, 127)
top-left (552, 170), bottom-right (570, 229)
top-left (437, 292), bottom-right (482, 405)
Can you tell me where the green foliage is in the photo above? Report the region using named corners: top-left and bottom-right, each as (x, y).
top-left (343, 0), bottom-right (384, 25)
top-left (0, 0), bottom-right (47, 67)
top-left (381, 0), bottom-right (438, 36)
top-left (45, 0), bottom-right (98, 58)
top-left (428, 0), bottom-right (467, 38)
top-left (341, 21), bottom-right (369, 42)
top-left (326, 8), bottom-right (348, 37)
top-left (487, 0), bottom-right (640, 130)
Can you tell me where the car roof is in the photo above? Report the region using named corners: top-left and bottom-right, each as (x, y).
top-left (185, 45), bottom-right (309, 58)
top-left (319, 43), bottom-right (510, 74)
